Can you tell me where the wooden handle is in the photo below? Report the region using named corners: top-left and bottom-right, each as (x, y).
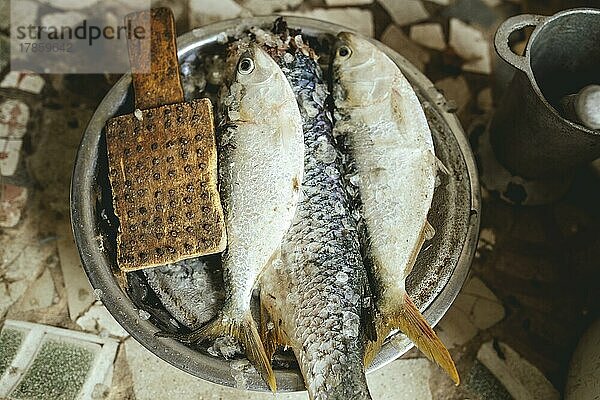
top-left (125, 8), bottom-right (184, 110)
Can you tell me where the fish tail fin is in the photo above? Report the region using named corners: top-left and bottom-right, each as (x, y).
top-left (183, 313), bottom-right (277, 392)
top-left (365, 295), bottom-right (459, 385)
top-left (398, 295), bottom-right (459, 384)
top-left (260, 292), bottom-right (290, 361)
top-left (364, 313), bottom-right (391, 368)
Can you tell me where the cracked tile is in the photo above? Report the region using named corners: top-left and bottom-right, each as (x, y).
top-left (380, 24), bottom-right (430, 72)
top-left (477, 341), bottom-right (560, 400)
top-left (0, 139), bottom-right (23, 177)
top-left (57, 222), bottom-right (95, 321)
top-left (0, 99), bottom-right (30, 139)
top-left (0, 72), bottom-right (46, 94)
top-left (368, 358), bottom-right (432, 400)
top-left (189, 0), bottom-right (246, 28)
top-left (378, 0), bottom-right (429, 26)
top-left (0, 184), bottom-right (27, 228)
top-left (449, 18), bottom-right (492, 74)
top-left (14, 268), bottom-right (56, 312)
top-left (288, 8), bottom-right (374, 37)
top-left (438, 276), bottom-right (505, 348)
top-left (76, 302), bottom-right (129, 339)
top-left (410, 23), bottom-right (446, 50)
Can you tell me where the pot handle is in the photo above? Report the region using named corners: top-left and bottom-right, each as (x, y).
top-left (494, 14), bottom-right (547, 72)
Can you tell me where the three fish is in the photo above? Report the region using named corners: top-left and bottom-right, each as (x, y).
top-left (158, 25), bottom-right (458, 397)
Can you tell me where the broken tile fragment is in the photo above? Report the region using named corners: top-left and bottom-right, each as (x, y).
top-left (57, 222), bottom-right (95, 321)
top-left (40, 11), bottom-right (87, 31)
top-left (0, 71), bottom-right (46, 94)
top-left (380, 24), bottom-right (430, 72)
top-left (76, 302), bottom-right (129, 339)
top-left (378, 0), bottom-right (429, 26)
top-left (434, 75), bottom-right (470, 113)
top-left (410, 23), bottom-right (446, 50)
top-left (468, 360), bottom-right (514, 400)
top-left (477, 341), bottom-right (560, 400)
top-left (189, 0), bottom-right (246, 28)
top-left (449, 18), bottom-right (492, 74)
top-left (38, 0), bottom-right (100, 10)
top-left (369, 358), bottom-right (432, 399)
top-left (437, 276), bottom-right (504, 348)
top-left (427, 0), bottom-right (453, 4)
top-left (0, 99), bottom-right (30, 139)
top-left (0, 184), bottom-right (28, 228)
top-left (0, 139), bottom-right (23, 177)
top-left (442, 0), bottom-right (500, 28)
top-left (241, 0), bottom-right (303, 14)
top-left (16, 268), bottom-right (56, 311)
top-left (325, 0), bottom-right (374, 5)
top-left (288, 8), bottom-right (374, 37)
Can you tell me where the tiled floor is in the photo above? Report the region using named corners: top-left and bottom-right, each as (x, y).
top-left (1, 0), bottom-right (599, 399)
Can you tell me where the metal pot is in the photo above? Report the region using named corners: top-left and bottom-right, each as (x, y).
top-left (485, 8), bottom-right (600, 204)
top-left (71, 16), bottom-right (480, 392)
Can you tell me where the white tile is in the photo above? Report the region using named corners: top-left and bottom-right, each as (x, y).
top-left (0, 99), bottom-right (30, 139)
top-left (477, 227), bottom-right (496, 251)
top-left (37, 0), bottom-right (100, 10)
top-left (287, 8), bottom-right (374, 37)
top-left (57, 222), bottom-right (95, 321)
top-left (477, 341), bottom-right (560, 400)
top-left (76, 302), bottom-right (129, 339)
top-left (437, 276), bottom-right (504, 348)
top-left (189, 0), bottom-right (246, 28)
top-left (434, 76), bottom-right (470, 112)
top-left (380, 24), bottom-right (430, 72)
top-left (0, 138), bottom-right (23, 177)
top-left (410, 23), bottom-right (446, 50)
top-left (0, 72), bottom-right (45, 94)
top-left (449, 18), bottom-right (492, 74)
top-left (325, 0), bottom-right (374, 5)
top-left (17, 268), bottom-right (56, 311)
top-left (378, 0), bottom-right (429, 26)
top-left (40, 11), bottom-right (86, 30)
top-left (125, 338), bottom-right (308, 399)
top-left (241, 0), bottom-right (303, 14)
top-left (368, 358), bottom-right (432, 399)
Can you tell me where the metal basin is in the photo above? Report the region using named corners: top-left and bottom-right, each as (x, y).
top-left (71, 16), bottom-right (480, 392)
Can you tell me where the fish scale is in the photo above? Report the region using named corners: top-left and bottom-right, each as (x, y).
top-left (260, 44), bottom-right (373, 400)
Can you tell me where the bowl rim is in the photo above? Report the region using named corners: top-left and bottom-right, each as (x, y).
top-left (70, 15), bottom-right (481, 392)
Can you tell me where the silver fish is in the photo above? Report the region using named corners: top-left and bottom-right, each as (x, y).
top-left (259, 35), bottom-right (373, 400)
top-left (331, 32), bottom-right (458, 384)
top-left (163, 44), bottom-right (304, 391)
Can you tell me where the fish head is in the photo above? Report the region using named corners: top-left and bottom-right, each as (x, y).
top-left (332, 32), bottom-right (397, 107)
top-left (224, 44), bottom-right (288, 123)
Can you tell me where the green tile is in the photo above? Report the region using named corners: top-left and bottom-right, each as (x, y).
top-left (10, 339), bottom-right (96, 400)
top-left (0, 329), bottom-right (25, 376)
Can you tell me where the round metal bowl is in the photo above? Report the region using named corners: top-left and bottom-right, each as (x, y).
top-left (71, 16), bottom-right (480, 392)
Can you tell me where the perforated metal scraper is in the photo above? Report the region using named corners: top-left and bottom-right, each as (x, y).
top-left (104, 8), bottom-right (226, 272)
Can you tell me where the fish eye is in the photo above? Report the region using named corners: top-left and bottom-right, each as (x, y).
top-left (338, 45), bottom-right (352, 58)
top-left (238, 57), bottom-right (254, 74)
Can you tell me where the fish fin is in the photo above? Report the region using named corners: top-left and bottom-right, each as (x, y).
top-left (364, 295), bottom-right (459, 385)
top-left (260, 293), bottom-right (291, 361)
top-left (435, 156), bottom-right (451, 176)
top-left (158, 313), bottom-right (277, 392)
top-left (364, 313), bottom-right (390, 368)
top-left (397, 295), bottom-right (459, 385)
top-left (404, 221), bottom-right (433, 279)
